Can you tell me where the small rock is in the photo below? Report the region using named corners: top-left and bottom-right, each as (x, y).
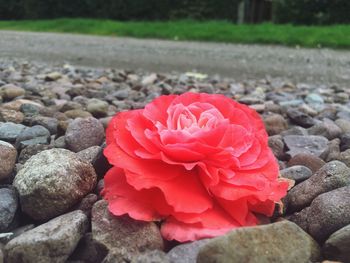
top-left (325, 139), bottom-right (341, 162)
top-left (64, 109), bottom-right (93, 119)
top-left (286, 108), bottom-right (315, 128)
top-left (0, 84), bottom-right (25, 100)
top-left (13, 148), bottom-right (97, 220)
top-left (0, 141), bottom-right (17, 181)
top-left (132, 250), bottom-right (170, 263)
top-left (167, 239), bottom-right (211, 263)
top-left (268, 135), bottom-right (285, 160)
top-left (0, 109), bottom-right (24, 123)
top-left (340, 133), bottom-right (350, 151)
top-left (336, 149), bottom-right (350, 167)
top-left (86, 99), bottom-right (109, 118)
top-left (30, 116), bottom-right (58, 135)
top-left (20, 103), bottom-right (41, 117)
top-left (0, 186), bottom-right (18, 232)
top-left (76, 146), bottom-right (102, 164)
top-left (92, 200), bottom-right (163, 254)
top-left (65, 117), bottom-right (105, 152)
top-left (75, 193), bottom-right (98, 217)
top-left (335, 119), bottom-right (350, 133)
top-left (197, 221), bottom-right (320, 263)
top-left (263, 114), bottom-right (288, 136)
top-left (0, 122), bottom-right (26, 143)
top-left (5, 210), bottom-right (88, 263)
top-left (323, 224), bottom-right (350, 262)
top-left (287, 153), bottom-right (326, 173)
top-left (45, 71), bottom-right (62, 81)
top-left (2, 99), bottom-right (42, 111)
top-left (15, 125), bottom-right (51, 149)
top-left (141, 73), bottom-right (158, 86)
top-left (289, 186), bottom-right (350, 242)
top-left (286, 161), bottom-right (350, 212)
top-left (284, 135), bottom-right (329, 158)
top-left (308, 119), bottom-right (342, 140)
top-left (280, 165), bottom-right (312, 183)
top-left (281, 126), bottom-right (308, 137)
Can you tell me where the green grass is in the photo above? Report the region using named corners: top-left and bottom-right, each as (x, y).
top-left (0, 18), bottom-right (349, 49)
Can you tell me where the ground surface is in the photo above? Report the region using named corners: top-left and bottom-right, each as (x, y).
top-left (1, 30), bottom-right (350, 85)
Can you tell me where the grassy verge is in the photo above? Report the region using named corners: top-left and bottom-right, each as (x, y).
top-left (0, 18), bottom-right (349, 49)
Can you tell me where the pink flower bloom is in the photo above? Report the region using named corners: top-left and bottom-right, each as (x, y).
top-left (103, 92), bottom-right (289, 242)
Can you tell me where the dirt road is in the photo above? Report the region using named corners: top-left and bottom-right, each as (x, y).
top-left (1, 30), bottom-right (350, 85)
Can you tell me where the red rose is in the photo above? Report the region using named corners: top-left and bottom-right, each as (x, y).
top-left (103, 92), bottom-right (289, 242)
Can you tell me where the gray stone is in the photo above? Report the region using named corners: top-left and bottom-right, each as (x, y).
top-left (340, 133), bottom-right (350, 151)
top-left (92, 200), bottom-right (163, 254)
top-left (65, 117), bottom-right (105, 152)
top-left (167, 239), bottom-right (211, 263)
top-left (13, 149), bottom-right (97, 220)
top-left (0, 186), bottom-right (18, 232)
top-left (0, 122), bottom-right (26, 142)
top-left (286, 161), bottom-right (350, 212)
top-left (268, 135), bottom-right (285, 160)
top-left (15, 125), bottom-right (50, 148)
top-left (0, 141), bottom-right (17, 181)
top-left (20, 103), bottom-right (40, 117)
top-left (5, 210), bottom-right (88, 263)
top-left (197, 221), bottom-right (320, 263)
top-left (323, 224), bottom-right (350, 262)
top-left (76, 146), bottom-right (102, 164)
top-left (18, 144), bottom-right (53, 164)
top-left (132, 250), bottom-right (170, 263)
top-left (308, 119), bottom-right (342, 140)
top-left (325, 138), bottom-right (341, 162)
top-left (281, 126), bottom-right (308, 137)
top-left (289, 186), bottom-right (350, 242)
top-left (305, 93), bottom-right (324, 111)
top-left (284, 135), bottom-right (329, 158)
top-left (286, 108), bottom-right (315, 128)
top-left (30, 116), bottom-right (58, 135)
top-left (336, 149), bottom-right (350, 167)
top-left (280, 165), bottom-right (312, 183)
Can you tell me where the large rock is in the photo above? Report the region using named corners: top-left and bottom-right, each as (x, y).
top-left (5, 210), bottom-right (88, 263)
top-left (92, 200), bottom-right (163, 255)
top-left (13, 148), bottom-right (97, 220)
top-left (197, 221), bottom-right (320, 263)
top-left (65, 117), bottom-right (105, 152)
top-left (288, 186), bottom-right (350, 242)
top-left (286, 161), bottom-right (350, 212)
top-left (0, 141), bottom-right (17, 181)
top-left (0, 186), bottom-right (18, 232)
top-left (323, 224), bottom-right (350, 262)
top-left (284, 135), bottom-right (329, 158)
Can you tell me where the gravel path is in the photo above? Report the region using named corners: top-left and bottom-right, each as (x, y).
top-left (1, 30), bottom-right (350, 85)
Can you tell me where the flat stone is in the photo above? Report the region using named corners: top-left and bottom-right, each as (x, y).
top-left (323, 224), bottom-right (350, 262)
top-left (284, 135), bottom-right (329, 158)
top-left (167, 239), bottom-right (211, 263)
top-left (286, 108), bottom-right (315, 128)
top-left (0, 122), bottom-right (26, 142)
top-left (15, 125), bottom-right (51, 149)
top-left (286, 161), bottom-right (350, 212)
top-left (197, 221), bottom-right (320, 263)
top-left (13, 148), bottom-right (97, 220)
top-left (0, 141), bottom-right (17, 181)
top-left (30, 116), bottom-right (58, 135)
top-left (280, 165), bottom-right (312, 183)
top-left (91, 200), bottom-right (163, 254)
top-left (5, 210), bottom-right (88, 263)
top-left (288, 186), bottom-right (350, 242)
top-left (65, 117), bottom-right (105, 152)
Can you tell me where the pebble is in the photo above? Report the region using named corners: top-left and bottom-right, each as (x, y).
top-left (0, 84), bottom-right (25, 100)
top-left (268, 135), bottom-right (285, 160)
top-left (323, 224), bottom-right (350, 262)
top-left (91, 200), bottom-right (163, 254)
top-left (280, 165), bottom-right (312, 183)
top-left (0, 109), bottom-right (24, 123)
top-left (15, 125), bottom-right (51, 149)
top-left (13, 149), bottom-right (97, 220)
top-left (0, 122), bottom-right (26, 142)
top-left (286, 161), bottom-right (350, 212)
top-left (0, 141), bottom-right (17, 181)
top-left (287, 153), bottom-right (326, 173)
top-left (288, 186), bottom-right (350, 242)
top-left (30, 116), bottom-right (58, 134)
top-left (284, 135), bottom-right (329, 158)
top-left (4, 210), bottom-right (88, 263)
top-left (167, 239), bottom-right (211, 263)
top-left (65, 117), bottom-right (105, 152)
top-left (335, 119), bottom-right (350, 133)
top-left (86, 98), bottom-right (109, 118)
top-left (0, 186), bottom-right (18, 232)
top-left (339, 133), bottom-right (350, 151)
top-left (64, 109), bottom-right (93, 119)
top-left (286, 108), bottom-right (315, 128)
top-left (197, 221), bottom-right (320, 263)
top-left (308, 119), bottom-right (342, 140)
top-left (263, 114), bottom-right (288, 136)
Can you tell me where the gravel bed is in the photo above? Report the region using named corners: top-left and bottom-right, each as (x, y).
top-left (0, 60), bottom-right (350, 263)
